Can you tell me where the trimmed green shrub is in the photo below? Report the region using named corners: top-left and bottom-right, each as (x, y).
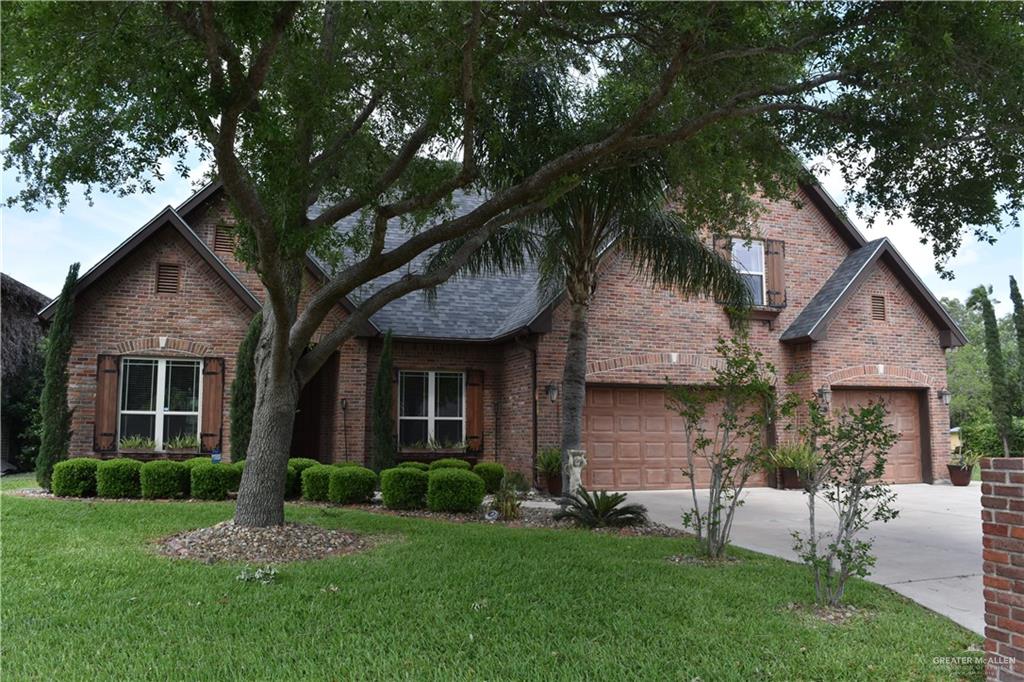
top-left (285, 464), bottom-right (300, 499)
top-left (289, 458), bottom-right (320, 475)
top-left (225, 461), bottom-right (244, 492)
top-left (380, 467), bottom-right (428, 509)
top-left (397, 461), bottom-right (429, 472)
top-left (427, 468), bottom-right (485, 513)
top-left (335, 460), bottom-right (363, 468)
top-left (96, 458), bottom-right (142, 498)
top-left (302, 464), bottom-right (333, 502)
top-left (51, 458), bottom-right (99, 497)
top-left (473, 462), bottom-right (505, 493)
top-left (182, 456), bottom-right (212, 469)
top-left (328, 466), bottom-right (377, 504)
top-left (428, 458), bottom-right (471, 471)
top-left (140, 460), bottom-right (189, 499)
top-left (191, 463), bottom-right (229, 500)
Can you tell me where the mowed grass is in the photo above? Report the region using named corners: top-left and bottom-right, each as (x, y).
top-left (2, 474), bottom-right (980, 681)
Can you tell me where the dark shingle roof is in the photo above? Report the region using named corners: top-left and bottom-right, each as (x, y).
top-left (781, 239), bottom-right (887, 343)
top-left (310, 192), bottom-right (553, 341)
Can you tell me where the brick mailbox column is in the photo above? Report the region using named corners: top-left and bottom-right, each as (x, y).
top-left (982, 457), bottom-right (1024, 680)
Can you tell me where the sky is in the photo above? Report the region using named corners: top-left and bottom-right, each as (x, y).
top-left (2, 154), bottom-right (1021, 315)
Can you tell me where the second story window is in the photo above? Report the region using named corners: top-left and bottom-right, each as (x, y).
top-left (730, 238), bottom-right (765, 306)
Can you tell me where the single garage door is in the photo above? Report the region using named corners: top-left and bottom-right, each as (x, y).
top-left (831, 388), bottom-right (924, 483)
top-left (582, 386), bottom-right (767, 491)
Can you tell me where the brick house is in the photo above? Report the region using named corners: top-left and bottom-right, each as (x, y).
top-left (41, 179), bottom-right (966, 487)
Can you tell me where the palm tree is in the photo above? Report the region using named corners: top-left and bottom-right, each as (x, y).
top-left (528, 162), bottom-right (751, 490)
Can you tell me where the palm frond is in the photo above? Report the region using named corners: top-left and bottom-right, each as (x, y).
top-left (423, 222), bottom-right (539, 278)
top-left (621, 209), bottom-right (752, 311)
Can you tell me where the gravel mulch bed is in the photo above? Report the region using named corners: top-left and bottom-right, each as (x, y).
top-left (666, 553), bottom-right (741, 566)
top-left (783, 602), bottom-right (871, 626)
top-left (156, 520), bottom-right (369, 564)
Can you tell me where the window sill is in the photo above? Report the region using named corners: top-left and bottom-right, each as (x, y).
top-left (115, 448), bottom-right (200, 459)
top-left (749, 306), bottom-right (783, 321)
top-left (398, 447), bottom-right (468, 458)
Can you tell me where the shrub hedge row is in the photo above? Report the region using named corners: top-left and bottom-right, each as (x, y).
top-left (380, 467), bottom-right (428, 509)
top-left (429, 458), bottom-right (471, 471)
top-left (96, 458), bottom-right (143, 498)
top-left (427, 468), bottom-right (485, 512)
top-left (51, 458), bottom-right (100, 497)
top-left (140, 460), bottom-right (189, 499)
top-left (328, 466), bottom-right (377, 504)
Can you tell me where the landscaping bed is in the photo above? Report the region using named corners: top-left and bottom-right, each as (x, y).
top-left (157, 520), bottom-right (369, 564)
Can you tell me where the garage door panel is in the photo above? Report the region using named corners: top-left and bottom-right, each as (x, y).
top-left (583, 386), bottom-right (767, 491)
top-left (832, 388), bottom-right (923, 484)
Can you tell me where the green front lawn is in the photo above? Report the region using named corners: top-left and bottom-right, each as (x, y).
top-left (2, 474), bottom-right (980, 681)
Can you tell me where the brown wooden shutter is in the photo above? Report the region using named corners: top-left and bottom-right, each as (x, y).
top-left (713, 235), bottom-right (734, 304)
top-left (200, 358), bottom-right (225, 453)
top-left (94, 355), bottom-right (120, 452)
top-left (465, 370), bottom-right (484, 453)
top-left (765, 239), bottom-right (786, 308)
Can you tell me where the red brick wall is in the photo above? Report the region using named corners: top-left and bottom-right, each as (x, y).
top-left (67, 225), bottom-right (253, 458)
top-left (981, 457), bottom-right (1024, 680)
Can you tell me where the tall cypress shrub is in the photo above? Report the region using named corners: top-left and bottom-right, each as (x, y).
top-left (370, 330), bottom-right (396, 472)
top-left (229, 311), bottom-right (262, 461)
top-left (36, 263), bottom-right (79, 489)
top-left (1010, 276), bottom-right (1024, 411)
top-left (968, 285), bottom-right (1012, 456)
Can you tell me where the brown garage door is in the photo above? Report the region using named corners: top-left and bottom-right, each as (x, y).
top-left (582, 386), bottom-right (766, 491)
top-left (831, 388), bottom-right (923, 483)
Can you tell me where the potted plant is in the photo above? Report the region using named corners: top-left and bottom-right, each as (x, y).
top-left (537, 448), bottom-right (562, 496)
top-left (164, 433), bottom-right (200, 455)
top-left (769, 441), bottom-right (817, 490)
top-left (947, 448), bottom-right (982, 487)
top-left (118, 435), bottom-right (156, 456)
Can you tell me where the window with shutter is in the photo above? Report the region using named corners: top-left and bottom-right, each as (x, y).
top-left (397, 371), bottom-right (465, 448)
top-left (765, 239), bottom-right (786, 308)
top-left (156, 263), bottom-right (181, 293)
top-left (872, 295), bottom-right (886, 320)
top-left (213, 225), bottom-right (235, 254)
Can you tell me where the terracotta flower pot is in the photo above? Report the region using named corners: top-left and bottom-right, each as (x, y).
top-left (947, 464), bottom-right (972, 487)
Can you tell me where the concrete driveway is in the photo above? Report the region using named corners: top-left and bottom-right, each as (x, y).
top-left (627, 483), bottom-right (984, 634)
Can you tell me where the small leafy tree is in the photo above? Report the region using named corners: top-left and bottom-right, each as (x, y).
top-left (36, 263), bottom-right (79, 489)
top-left (369, 330), bottom-right (396, 472)
top-left (789, 399), bottom-right (899, 607)
top-left (1010, 276), bottom-right (1024, 412)
top-left (665, 336), bottom-right (775, 558)
top-left (229, 312), bottom-right (262, 461)
top-left (968, 285), bottom-right (1012, 456)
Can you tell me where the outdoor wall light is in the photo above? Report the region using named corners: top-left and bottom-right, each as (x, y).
top-left (938, 389), bottom-right (951, 406)
top-left (816, 385), bottom-right (832, 407)
top-left (546, 384), bottom-right (559, 403)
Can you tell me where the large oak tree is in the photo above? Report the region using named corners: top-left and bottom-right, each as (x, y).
top-left (4, 2), bottom-right (1022, 525)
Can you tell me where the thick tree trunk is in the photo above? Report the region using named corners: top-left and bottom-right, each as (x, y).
top-left (233, 334), bottom-right (301, 527)
top-left (560, 300), bottom-right (590, 492)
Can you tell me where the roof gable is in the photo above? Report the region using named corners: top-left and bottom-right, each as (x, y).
top-left (38, 207), bottom-right (261, 320)
top-left (780, 238), bottom-right (967, 348)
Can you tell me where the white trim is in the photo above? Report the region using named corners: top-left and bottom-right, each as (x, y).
top-left (398, 370), bottom-right (466, 446)
top-left (118, 357), bottom-right (202, 449)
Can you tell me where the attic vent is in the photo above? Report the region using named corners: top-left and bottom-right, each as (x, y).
top-left (871, 295), bottom-right (886, 321)
top-left (156, 263), bottom-right (181, 294)
top-left (213, 225), bottom-right (235, 254)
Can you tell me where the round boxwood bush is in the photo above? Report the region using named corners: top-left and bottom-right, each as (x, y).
top-left (335, 460), bottom-right (363, 468)
top-left (428, 457), bottom-right (471, 471)
top-left (225, 461), bottom-right (244, 493)
top-left (285, 464), bottom-right (300, 499)
top-left (140, 460), bottom-right (189, 499)
top-left (182, 456), bottom-right (212, 469)
top-left (51, 458), bottom-right (100, 497)
top-left (328, 466), bottom-right (377, 504)
top-left (289, 457), bottom-right (320, 475)
top-left (302, 464), bottom-right (333, 502)
top-left (380, 467), bottom-right (428, 509)
top-left (191, 463), bottom-right (229, 500)
top-left (96, 458), bottom-right (143, 498)
top-left (472, 462), bottom-right (506, 493)
top-left (427, 468), bottom-right (485, 513)
top-left (397, 461), bottom-right (429, 472)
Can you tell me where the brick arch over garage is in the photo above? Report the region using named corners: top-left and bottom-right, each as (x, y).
top-left (824, 363), bottom-right (942, 389)
top-left (586, 352), bottom-right (724, 378)
top-left (115, 336), bottom-right (213, 357)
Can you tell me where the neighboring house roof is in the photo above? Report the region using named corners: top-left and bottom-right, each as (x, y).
top-left (38, 207), bottom-right (261, 321)
top-left (780, 237), bottom-right (968, 348)
top-left (1, 273), bottom-right (50, 382)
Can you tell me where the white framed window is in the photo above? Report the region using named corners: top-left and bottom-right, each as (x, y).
top-left (730, 238), bottom-right (766, 306)
top-left (119, 358), bottom-right (202, 449)
top-left (398, 371), bottom-right (465, 448)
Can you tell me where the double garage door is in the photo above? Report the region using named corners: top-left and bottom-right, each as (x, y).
top-left (582, 386), bottom-right (925, 491)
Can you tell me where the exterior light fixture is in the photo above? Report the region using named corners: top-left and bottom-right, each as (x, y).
top-left (938, 389), bottom-right (951, 406)
top-left (546, 384), bottom-right (559, 403)
top-left (816, 385), bottom-right (832, 407)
